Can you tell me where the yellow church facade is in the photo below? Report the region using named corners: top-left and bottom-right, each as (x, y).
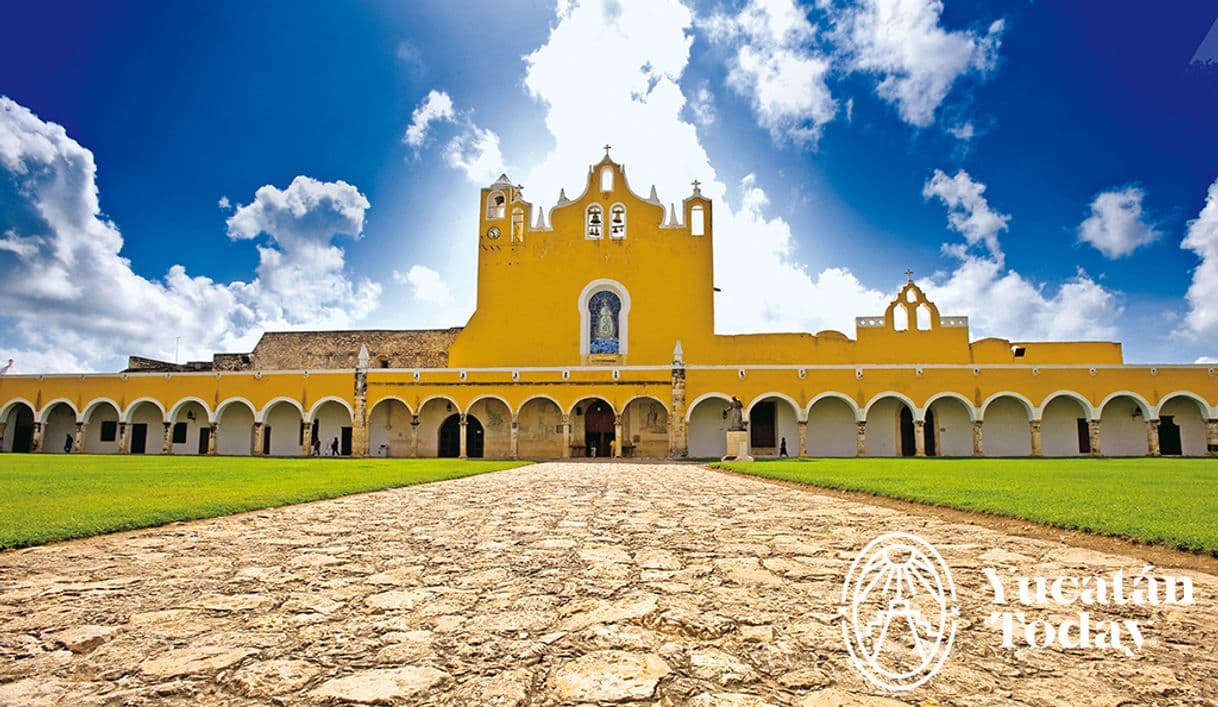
top-left (2, 153), bottom-right (1216, 460)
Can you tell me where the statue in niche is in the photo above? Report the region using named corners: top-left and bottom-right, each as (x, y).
top-left (727, 396), bottom-right (745, 431)
top-left (589, 290), bottom-right (621, 354)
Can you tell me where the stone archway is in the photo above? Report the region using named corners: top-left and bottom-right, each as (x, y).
top-left (571, 398), bottom-right (614, 457)
top-left (2, 402), bottom-right (35, 453)
top-left (621, 397), bottom-right (668, 457)
top-left (368, 399), bottom-right (413, 457)
top-left (806, 396), bottom-right (857, 457)
top-left (686, 394), bottom-right (731, 459)
top-left (517, 398), bottom-right (564, 458)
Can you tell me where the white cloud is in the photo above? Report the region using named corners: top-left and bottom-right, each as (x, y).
top-left (217, 195), bottom-right (231, 210)
top-left (922, 168), bottom-right (1008, 259)
top-left (403, 89), bottom-right (456, 148)
top-left (1179, 177), bottom-right (1218, 345)
top-left (835, 0), bottom-right (1003, 127)
top-left (947, 122), bottom-right (974, 141)
top-left (0, 95), bottom-right (381, 372)
top-left (403, 89), bottom-right (504, 183)
top-left (921, 169), bottom-right (1122, 341)
top-left (707, 0), bottom-right (837, 144)
top-left (688, 82), bottom-right (716, 126)
top-left (1077, 185), bottom-right (1161, 258)
top-left (394, 265), bottom-right (454, 306)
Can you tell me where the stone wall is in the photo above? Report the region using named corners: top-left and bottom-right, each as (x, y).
top-left (251, 329), bottom-right (461, 371)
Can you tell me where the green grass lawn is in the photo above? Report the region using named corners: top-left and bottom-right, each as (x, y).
top-left (714, 458), bottom-right (1218, 554)
top-left (0, 454), bottom-right (529, 549)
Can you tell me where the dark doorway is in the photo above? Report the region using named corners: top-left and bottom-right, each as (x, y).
top-left (130, 423), bottom-right (148, 454)
top-left (924, 409), bottom-right (937, 457)
top-left (1076, 419), bottom-right (1091, 454)
top-left (262, 425), bottom-right (272, 455)
top-left (750, 401), bottom-right (776, 449)
top-left (1159, 416), bottom-right (1183, 456)
top-left (8, 406), bottom-right (34, 453)
top-left (899, 406), bottom-right (916, 457)
top-left (341, 426), bottom-right (353, 456)
top-left (438, 414), bottom-right (483, 457)
top-left (198, 427), bottom-right (211, 455)
top-left (584, 400), bottom-right (615, 457)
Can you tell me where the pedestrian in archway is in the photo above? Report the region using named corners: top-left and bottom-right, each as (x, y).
top-left (779, 436), bottom-right (788, 457)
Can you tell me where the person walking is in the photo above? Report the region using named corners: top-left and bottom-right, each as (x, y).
top-left (330, 436), bottom-right (339, 457)
top-left (779, 436), bottom-right (788, 457)
top-left (64, 434), bottom-right (73, 453)
top-left (311, 434), bottom-right (320, 456)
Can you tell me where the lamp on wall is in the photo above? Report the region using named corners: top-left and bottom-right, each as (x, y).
top-left (186, 410), bottom-right (196, 421)
top-left (575, 405), bottom-right (583, 416)
top-left (1131, 408), bottom-right (1143, 420)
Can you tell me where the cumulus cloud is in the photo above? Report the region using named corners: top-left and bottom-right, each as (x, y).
top-left (834, 0), bottom-right (1003, 127)
top-left (688, 82), bottom-right (716, 126)
top-left (394, 265), bottom-right (455, 306)
top-left (1179, 177), bottom-right (1218, 345)
top-left (922, 168), bottom-right (1009, 259)
top-left (0, 95), bottom-right (381, 372)
top-left (920, 169), bottom-right (1122, 341)
top-left (217, 195), bottom-right (231, 210)
top-left (1077, 185), bottom-right (1162, 258)
top-left (706, 0), bottom-right (836, 144)
top-left (403, 89), bottom-right (504, 183)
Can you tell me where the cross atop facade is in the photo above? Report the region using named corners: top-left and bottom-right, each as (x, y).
top-left (904, 268), bottom-right (914, 282)
top-left (691, 179), bottom-right (702, 195)
top-left (603, 144), bottom-right (612, 157)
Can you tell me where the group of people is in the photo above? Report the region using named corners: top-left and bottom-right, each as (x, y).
top-left (310, 435), bottom-right (342, 457)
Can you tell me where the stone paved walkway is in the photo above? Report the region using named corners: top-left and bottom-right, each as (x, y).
top-left (0, 462), bottom-right (1215, 705)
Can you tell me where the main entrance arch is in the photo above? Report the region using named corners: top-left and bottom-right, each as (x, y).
top-left (438, 414), bottom-right (484, 458)
top-left (572, 398), bottom-right (614, 457)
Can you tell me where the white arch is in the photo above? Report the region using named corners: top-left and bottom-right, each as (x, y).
top-left (368, 395), bottom-right (414, 418)
top-left (979, 391), bottom-right (1035, 421)
top-left (863, 391), bottom-right (921, 420)
top-left (256, 396), bottom-right (304, 423)
top-left (418, 395), bottom-right (461, 416)
top-left (569, 396), bottom-right (618, 418)
top-left (215, 397), bottom-right (257, 421)
top-left (81, 397), bottom-right (122, 422)
top-left (746, 392), bottom-right (805, 422)
top-left (122, 397), bottom-right (167, 423)
top-left (684, 392), bottom-right (732, 422)
top-left (578, 278), bottom-right (632, 355)
top-left (805, 392), bottom-right (862, 422)
top-left (518, 394), bottom-right (565, 418)
top-left (1098, 390), bottom-right (1153, 419)
top-left (0, 397), bottom-right (36, 421)
top-left (1038, 390), bottom-right (1096, 420)
top-left (922, 392), bottom-right (978, 422)
top-left (621, 394), bottom-right (668, 413)
top-left (464, 394), bottom-right (513, 417)
top-left (168, 396), bottom-right (214, 424)
top-left (1153, 390), bottom-right (1212, 419)
top-left (37, 398), bottom-right (79, 423)
top-left (307, 396), bottom-right (354, 423)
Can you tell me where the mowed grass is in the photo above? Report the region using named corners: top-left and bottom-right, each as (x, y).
top-left (714, 458), bottom-right (1218, 554)
top-left (0, 454), bottom-right (529, 549)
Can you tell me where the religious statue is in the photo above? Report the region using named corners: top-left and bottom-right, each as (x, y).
top-left (727, 396), bottom-right (744, 431)
top-left (595, 299), bottom-right (616, 340)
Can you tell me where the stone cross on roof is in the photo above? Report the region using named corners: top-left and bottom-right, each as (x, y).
top-left (904, 268), bottom-right (914, 282)
top-left (691, 179), bottom-right (702, 196)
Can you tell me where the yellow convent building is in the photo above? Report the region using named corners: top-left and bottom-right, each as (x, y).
top-left (2, 153), bottom-right (1216, 460)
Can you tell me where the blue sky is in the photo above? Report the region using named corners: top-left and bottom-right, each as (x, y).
top-left (1, 0), bottom-right (1217, 372)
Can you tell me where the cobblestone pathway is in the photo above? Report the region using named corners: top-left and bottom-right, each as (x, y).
top-left (1, 462), bottom-right (1215, 705)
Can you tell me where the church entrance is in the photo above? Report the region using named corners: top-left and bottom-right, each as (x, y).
top-left (584, 400), bottom-right (615, 457)
top-left (1158, 416), bottom-right (1183, 456)
top-left (899, 406), bottom-right (916, 457)
top-left (438, 414), bottom-right (484, 458)
top-left (6, 404), bottom-right (34, 453)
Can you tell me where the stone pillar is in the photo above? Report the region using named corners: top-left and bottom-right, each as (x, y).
top-left (613, 420), bottom-right (623, 457)
top-left (1088, 419), bottom-right (1102, 457)
top-left (458, 414), bottom-right (468, 459)
top-left (972, 420), bottom-right (985, 457)
top-left (797, 420), bottom-right (808, 458)
top-left (118, 422), bottom-right (129, 453)
top-left (162, 422), bottom-right (174, 454)
top-left (208, 423), bottom-right (218, 455)
top-left (562, 415), bottom-right (572, 458)
top-left (914, 420), bottom-right (926, 457)
top-left (0, 421), bottom-right (6, 451)
top-left (411, 416), bottom-right (420, 457)
top-left (31, 422), bottom-right (44, 453)
top-left (510, 417), bottom-right (519, 460)
top-left (1029, 420), bottom-right (1042, 457)
top-left (1207, 419), bottom-right (1218, 457)
top-left (302, 421), bottom-right (314, 457)
top-left (352, 347), bottom-right (369, 458)
top-left (252, 422), bottom-right (265, 455)
top-left (669, 363), bottom-right (687, 458)
top-left (1147, 419), bottom-right (1161, 457)
top-left (855, 420), bottom-right (866, 457)
top-left (74, 422), bottom-right (85, 453)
